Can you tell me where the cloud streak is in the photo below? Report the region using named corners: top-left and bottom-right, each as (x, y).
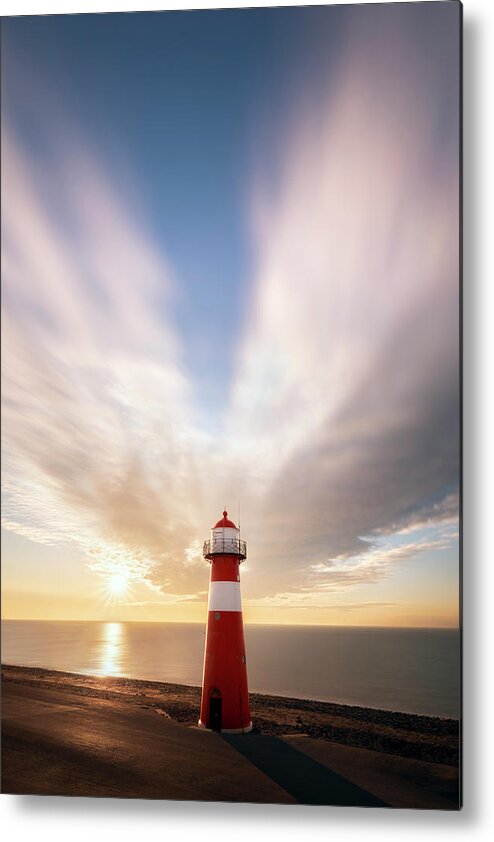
top-left (1, 7), bottom-right (459, 612)
top-left (1, 121), bottom-right (210, 595)
top-left (222, 8), bottom-right (459, 596)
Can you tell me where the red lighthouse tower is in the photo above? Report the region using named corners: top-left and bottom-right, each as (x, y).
top-left (199, 511), bottom-right (252, 733)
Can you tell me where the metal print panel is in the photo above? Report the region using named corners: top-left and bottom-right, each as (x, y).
top-left (1, 1), bottom-right (461, 809)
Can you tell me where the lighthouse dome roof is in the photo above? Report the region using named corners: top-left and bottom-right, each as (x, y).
top-left (213, 510), bottom-right (237, 529)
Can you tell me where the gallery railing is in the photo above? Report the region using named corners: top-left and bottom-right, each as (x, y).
top-left (203, 537), bottom-right (247, 559)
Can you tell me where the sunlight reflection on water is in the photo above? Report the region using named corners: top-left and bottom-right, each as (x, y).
top-left (99, 621), bottom-right (125, 676)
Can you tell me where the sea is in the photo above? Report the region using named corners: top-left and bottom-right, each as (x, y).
top-left (1, 620), bottom-right (460, 719)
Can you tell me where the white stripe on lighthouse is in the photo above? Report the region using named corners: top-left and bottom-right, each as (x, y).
top-left (208, 581), bottom-right (242, 612)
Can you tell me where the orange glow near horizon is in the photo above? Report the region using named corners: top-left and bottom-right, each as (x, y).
top-left (1, 586), bottom-right (459, 629)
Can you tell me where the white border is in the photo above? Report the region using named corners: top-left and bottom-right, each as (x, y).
top-left (1, 1), bottom-right (423, 15)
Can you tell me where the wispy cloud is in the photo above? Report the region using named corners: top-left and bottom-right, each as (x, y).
top-left (221, 10), bottom-right (459, 597)
top-left (372, 492), bottom-right (460, 538)
top-left (121, 592), bottom-right (208, 607)
top-left (1, 121), bottom-right (210, 595)
top-left (245, 594), bottom-right (398, 611)
top-left (309, 529), bottom-right (456, 589)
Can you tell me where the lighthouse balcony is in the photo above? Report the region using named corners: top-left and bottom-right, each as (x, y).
top-left (203, 537), bottom-right (247, 560)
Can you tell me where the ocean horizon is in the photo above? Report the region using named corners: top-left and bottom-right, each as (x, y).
top-left (1, 620), bottom-right (460, 719)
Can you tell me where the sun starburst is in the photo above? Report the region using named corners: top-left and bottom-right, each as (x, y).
top-left (106, 571), bottom-right (130, 600)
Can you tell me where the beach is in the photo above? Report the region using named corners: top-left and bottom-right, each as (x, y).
top-left (1, 665), bottom-right (460, 808)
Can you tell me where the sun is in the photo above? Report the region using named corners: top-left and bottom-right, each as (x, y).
top-left (106, 571), bottom-right (130, 598)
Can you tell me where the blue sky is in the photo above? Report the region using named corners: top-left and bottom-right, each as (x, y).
top-left (1, 3), bottom-right (460, 624)
top-left (2, 7), bottom-right (350, 414)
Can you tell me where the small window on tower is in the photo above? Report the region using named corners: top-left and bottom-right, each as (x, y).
top-left (214, 612), bottom-right (221, 620)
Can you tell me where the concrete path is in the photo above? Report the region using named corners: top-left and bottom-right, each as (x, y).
top-left (282, 735), bottom-right (459, 810)
top-left (223, 733), bottom-right (387, 807)
top-left (1, 681), bottom-right (458, 808)
top-left (2, 682), bottom-right (293, 802)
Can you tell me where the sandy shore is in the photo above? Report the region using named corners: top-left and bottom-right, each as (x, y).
top-left (1, 665), bottom-right (460, 807)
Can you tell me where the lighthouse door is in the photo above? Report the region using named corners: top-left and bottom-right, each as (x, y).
top-left (209, 689), bottom-right (222, 732)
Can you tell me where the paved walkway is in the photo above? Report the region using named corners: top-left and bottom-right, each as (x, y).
top-left (223, 733), bottom-right (387, 807)
top-left (1, 681), bottom-right (458, 808)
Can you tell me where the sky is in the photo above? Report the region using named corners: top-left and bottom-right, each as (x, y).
top-left (1, 2), bottom-right (460, 627)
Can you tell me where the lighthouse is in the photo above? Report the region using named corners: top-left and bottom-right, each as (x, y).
top-left (199, 511), bottom-right (252, 733)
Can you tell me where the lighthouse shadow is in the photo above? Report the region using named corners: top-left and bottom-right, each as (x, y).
top-left (221, 733), bottom-right (389, 808)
